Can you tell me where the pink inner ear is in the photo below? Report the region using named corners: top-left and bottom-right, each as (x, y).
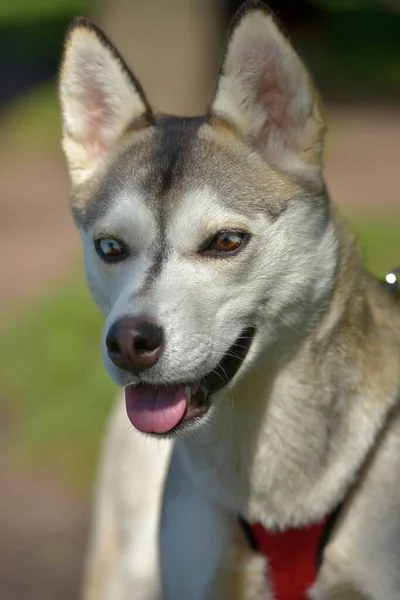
top-left (79, 81), bottom-right (113, 158)
top-left (257, 68), bottom-right (288, 137)
top-left (241, 41), bottom-right (296, 150)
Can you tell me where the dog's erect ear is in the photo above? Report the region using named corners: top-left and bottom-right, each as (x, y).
top-left (210, 7), bottom-right (325, 173)
top-left (59, 18), bottom-right (152, 187)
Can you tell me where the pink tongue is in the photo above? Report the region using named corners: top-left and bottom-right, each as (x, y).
top-left (125, 385), bottom-right (187, 433)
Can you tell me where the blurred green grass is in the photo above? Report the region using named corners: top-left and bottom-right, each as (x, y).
top-left (0, 216), bottom-right (399, 490)
top-left (0, 273), bottom-right (116, 490)
top-left (1, 82), bottom-right (60, 157)
top-left (350, 217), bottom-right (400, 277)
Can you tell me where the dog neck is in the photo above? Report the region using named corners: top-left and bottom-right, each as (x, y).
top-left (179, 218), bottom-right (400, 529)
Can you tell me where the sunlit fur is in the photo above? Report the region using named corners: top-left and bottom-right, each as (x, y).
top-left (60, 7), bottom-right (400, 600)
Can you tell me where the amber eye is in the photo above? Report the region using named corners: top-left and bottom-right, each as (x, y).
top-left (95, 238), bottom-right (127, 263)
top-left (202, 231), bottom-right (249, 257)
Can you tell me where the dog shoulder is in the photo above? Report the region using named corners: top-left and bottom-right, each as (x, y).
top-left (315, 402), bottom-right (400, 600)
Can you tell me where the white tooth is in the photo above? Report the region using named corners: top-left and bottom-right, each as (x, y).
top-left (185, 386), bottom-right (191, 402)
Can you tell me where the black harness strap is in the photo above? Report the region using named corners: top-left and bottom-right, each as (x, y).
top-left (239, 515), bottom-right (259, 551)
top-left (315, 502), bottom-right (343, 570)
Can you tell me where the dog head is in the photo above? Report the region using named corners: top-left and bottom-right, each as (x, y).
top-left (59, 7), bottom-right (337, 437)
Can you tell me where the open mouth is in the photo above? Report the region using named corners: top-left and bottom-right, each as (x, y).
top-left (124, 327), bottom-right (255, 435)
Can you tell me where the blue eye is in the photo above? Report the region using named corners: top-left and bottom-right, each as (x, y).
top-left (95, 238), bottom-right (127, 262)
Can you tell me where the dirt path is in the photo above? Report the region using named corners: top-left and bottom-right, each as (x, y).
top-left (325, 107), bottom-right (400, 213)
top-left (0, 106), bottom-right (398, 600)
top-left (0, 151), bottom-right (79, 313)
top-left (0, 410), bottom-right (89, 600)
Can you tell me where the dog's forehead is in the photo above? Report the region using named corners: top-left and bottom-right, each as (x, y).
top-left (80, 115), bottom-right (307, 229)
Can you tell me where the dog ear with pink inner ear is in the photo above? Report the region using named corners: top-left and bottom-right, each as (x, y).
top-left (59, 18), bottom-right (152, 188)
top-left (210, 7), bottom-right (325, 175)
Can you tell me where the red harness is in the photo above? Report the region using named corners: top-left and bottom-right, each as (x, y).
top-left (242, 275), bottom-right (400, 598)
top-left (244, 517), bottom-right (330, 600)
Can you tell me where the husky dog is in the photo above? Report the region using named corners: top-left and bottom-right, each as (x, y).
top-left (59, 5), bottom-right (400, 600)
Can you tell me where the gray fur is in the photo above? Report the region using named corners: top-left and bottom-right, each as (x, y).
top-left (59, 9), bottom-right (400, 600)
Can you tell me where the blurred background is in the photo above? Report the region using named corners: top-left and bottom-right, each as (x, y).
top-left (0, 0), bottom-right (399, 598)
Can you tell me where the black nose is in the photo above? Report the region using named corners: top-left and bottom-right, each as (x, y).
top-left (106, 317), bottom-right (164, 374)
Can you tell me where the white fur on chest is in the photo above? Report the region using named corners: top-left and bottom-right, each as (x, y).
top-left (178, 358), bottom-right (390, 530)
